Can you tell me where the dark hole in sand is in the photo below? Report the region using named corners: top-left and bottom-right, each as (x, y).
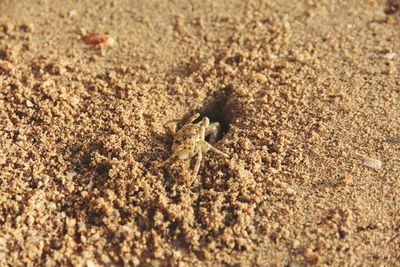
top-left (178, 85), bottom-right (232, 143)
top-left (385, 0), bottom-right (400, 14)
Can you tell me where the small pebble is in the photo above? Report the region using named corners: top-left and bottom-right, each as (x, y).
top-left (382, 52), bottom-right (396, 60)
top-left (86, 260), bottom-right (96, 267)
top-left (362, 156), bottom-right (383, 170)
top-left (26, 100), bottom-right (34, 107)
top-left (286, 187), bottom-right (296, 195)
top-left (104, 36), bottom-right (116, 47)
top-left (66, 171), bottom-right (77, 179)
top-left (69, 9), bottom-right (77, 17)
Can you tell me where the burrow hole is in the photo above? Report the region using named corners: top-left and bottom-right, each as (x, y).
top-left (385, 0), bottom-right (400, 14)
top-left (178, 85), bottom-right (233, 143)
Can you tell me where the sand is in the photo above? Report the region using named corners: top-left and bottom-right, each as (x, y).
top-left (0, 0), bottom-right (399, 266)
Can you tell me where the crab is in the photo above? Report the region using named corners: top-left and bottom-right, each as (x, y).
top-left (159, 113), bottom-right (228, 178)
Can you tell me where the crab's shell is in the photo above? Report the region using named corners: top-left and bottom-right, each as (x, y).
top-left (171, 124), bottom-right (201, 160)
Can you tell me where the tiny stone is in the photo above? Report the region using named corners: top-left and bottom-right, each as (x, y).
top-left (104, 36), bottom-right (116, 47)
top-left (86, 260), bottom-right (96, 267)
top-left (26, 100), bottom-right (34, 107)
top-left (69, 9), bottom-right (77, 17)
top-left (362, 156), bottom-right (383, 170)
top-left (382, 52), bottom-right (396, 60)
top-left (66, 171), bottom-right (77, 179)
top-left (80, 27), bottom-right (87, 36)
top-left (286, 187), bottom-right (295, 195)
top-left (254, 73), bottom-right (268, 82)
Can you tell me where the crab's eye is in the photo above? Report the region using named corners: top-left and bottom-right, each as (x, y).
top-left (202, 117), bottom-right (210, 126)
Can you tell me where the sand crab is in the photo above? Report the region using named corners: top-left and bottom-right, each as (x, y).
top-left (159, 113), bottom-right (228, 178)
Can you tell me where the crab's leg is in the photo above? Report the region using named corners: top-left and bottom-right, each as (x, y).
top-left (205, 122), bottom-right (221, 144)
top-left (193, 146), bottom-right (203, 178)
top-left (200, 140), bottom-right (229, 158)
top-left (183, 157), bottom-right (191, 170)
top-left (159, 155), bottom-right (174, 167)
top-left (200, 120), bottom-right (206, 140)
top-left (185, 113), bottom-right (201, 125)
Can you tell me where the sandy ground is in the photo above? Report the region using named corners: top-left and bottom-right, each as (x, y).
top-left (0, 0), bottom-right (399, 266)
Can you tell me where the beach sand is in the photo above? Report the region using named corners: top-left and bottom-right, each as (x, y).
top-left (0, 0), bottom-right (399, 265)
